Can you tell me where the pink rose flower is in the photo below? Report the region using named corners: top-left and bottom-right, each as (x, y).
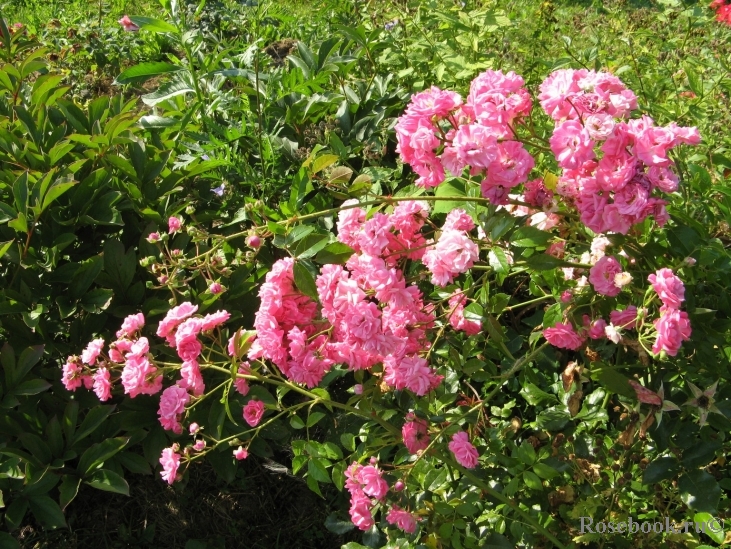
top-left (589, 256), bottom-right (623, 297)
top-left (158, 386), bottom-right (190, 433)
top-left (402, 417), bottom-right (430, 454)
top-left (243, 400), bottom-right (265, 427)
top-left (610, 306), bottom-right (639, 330)
top-left (117, 313), bottom-right (145, 339)
top-left (92, 367), bottom-right (112, 401)
top-left (449, 431), bottom-right (479, 469)
top-left (652, 308), bottom-right (691, 356)
top-left (386, 506), bottom-right (418, 534)
top-left (168, 216), bottom-right (182, 234)
top-left (159, 447), bottom-right (181, 485)
top-left (81, 338), bottom-right (105, 366)
top-left (648, 268), bottom-right (685, 309)
top-left (543, 322), bottom-right (585, 350)
top-left (234, 446), bottom-right (249, 460)
top-left (62, 357), bottom-right (85, 391)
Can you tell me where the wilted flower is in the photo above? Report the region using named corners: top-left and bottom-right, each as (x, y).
top-left (683, 381), bottom-right (723, 427)
top-left (118, 15), bottom-right (140, 31)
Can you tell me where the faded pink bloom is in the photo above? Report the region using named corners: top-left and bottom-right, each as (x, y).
top-left (587, 318), bottom-right (607, 340)
top-left (610, 306), bottom-right (639, 330)
top-left (402, 417), bottom-right (430, 454)
top-left (544, 322), bottom-right (585, 350)
top-left (234, 363), bottom-right (250, 396)
top-left (386, 506), bottom-right (418, 534)
top-left (168, 216), bottom-right (182, 234)
top-left (243, 400), bottom-right (265, 427)
top-left (648, 268), bottom-right (685, 309)
top-left (448, 431), bottom-right (479, 468)
top-left (146, 232), bottom-right (161, 243)
top-left (118, 15), bottom-right (140, 31)
top-left (92, 367), bottom-right (112, 401)
top-left (81, 338), bottom-right (105, 366)
top-left (234, 446), bottom-right (249, 460)
top-left (589, 256), bottom-right (623, 297)
top-left (159, 447), bottom-right (181, 485)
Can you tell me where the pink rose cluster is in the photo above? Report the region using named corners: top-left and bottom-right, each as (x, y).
top-left (344, 461), bottom-right (418, 533)
top-left (248, 201), bottom-right (443, 396)
top-left (539, 69), bottom-right (700, 234)
top-left (62, 305), bottom-right (230, 436)
top-left (649, 268), bottom-right (691, 356)
top-left (395, 70), bottom-right (535, 202)
top-left (422, 209), bottom-right (480, 287)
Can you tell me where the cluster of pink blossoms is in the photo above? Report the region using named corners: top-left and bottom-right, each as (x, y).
top-left (540, 69), bottom-right (700, 234)
top-left (648, 268), bottom-right (691, 356)
top-left (544, 265), bottom-right (691, 357)
top-left (344, 460), bottom-right (418, 533)
top-left (248, 201), bottom-right (443, 395)
top-left (395, 70), bottom-right (534, 202)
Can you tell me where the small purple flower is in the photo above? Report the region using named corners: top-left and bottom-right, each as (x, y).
top-left (201, 154), bottom-right (210, 161)
top-left (212, 183), bottom-right (225, 196)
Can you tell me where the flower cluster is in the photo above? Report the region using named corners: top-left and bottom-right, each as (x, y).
top-left (344, 460), bottom-right (418, 533)
top-left (648, 268), bottom-right (691, 356)
top-left (248, 201), bottom-right (442, 395)
top-left (395, 70), bottom-right (534, 202)
top-left (540, 69), bottom-right (700, 234)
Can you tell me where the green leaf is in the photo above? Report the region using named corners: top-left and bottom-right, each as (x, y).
top-left (78, 437), bottom-right (129, 474)
top-left (40, 176), bottom-right (77, 214)
top-left (79, 288), bottom-right (114, 313)
top-left (533, 462), bottom-right (559, 480)
top-left (0, 239), bottom-right (14, 258)
top-left (13, 345), bottom-right (44, 385)
top-left (141, 78), bottom-right (195, 106)
top-left (542, 303), bottom-right (562, 329)
top-left (115, 62), bottom-right (183, 85)
top-left (294, 234), bottom-right (330, 259)
top-left (520, 382), bottom-right (558, 406)
top-left (523, 471), bottom-right (543, 490)
top-left (678, 470), bottom-right (721, 513)
top-left (293, 262), bottom-right (319, 300)
top-left (4, 498), bottom-right (27, 531)
top-left (307, 412), bottom-right (326, 428)
top-left (522, 254), bottom-right (574, 271)
top-left (289, 415), bottom-right (305, 429)
top-left (433, 179), bottom-right (467, 214)
top-left (28, 496), bottom-right (66, 529)
top-left (13, 379), bottom-right (51, 396)
top-left (314, 242), bottom-right (355, 264)
top-left (488, 247), bottom-right (510, 275)
top-left (59, 476), bottom-right (81, 510)
top-left (0, 531), bottom-right (20, 549)
top-left (310, 154), bottom-right (339, 175)
top-left (510, 226), bottom-right (551, 247)
top-left (681, 440), bottom-right (721, 469)
top-left (308, 458), bottom-right (332, 483)
top-left (325, 513), bottom-right (354, 534)
top-left (693, 513), bottom-right (724, 544)
top-left (85, 469), bottom-right (130, 496)
top-left (642, 457), bottom-right (680, 484)
top-left (73, 405), bottom-right (115, 445)
top-left (128, 16), bottom-right (179, 33)
top-left (515, 441), bottom-right (536, 466)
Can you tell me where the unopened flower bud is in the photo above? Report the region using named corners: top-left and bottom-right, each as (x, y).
top-left (209, 282), bottom-right (223, 295)
top-left (189, 423), bottom-right (200, 435)
top-left (234, 446), bottom-right (248, 460)
top-left (193, 439), bottom-right (206, 451)
top-left (369, 456), bottom-right (378, 465)
top-left (684, 257), bottom-right (696, 266)
top-left (185, 204), bottom-right (195, 214)
top-left (246, 235), bottom-right (261, 249)
top-left (353, 384), bottom-right (363, 395)
top-left (560, 290), bottom-right (572, 303)
top-left (168, 216), bottom-right (182, 234)
top-left (394, 480), bottom-right (405, 492)
top-left (158, 275), bottom-right (169, 284)
top-left (254, 200), bottom-right (264, 210)
top-left (147, 232), bottom-right (161, 243)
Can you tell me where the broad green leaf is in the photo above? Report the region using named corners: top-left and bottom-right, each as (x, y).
top-left (308, 458), bottom-right (332, 483)
top-left (28, 496), bottom-right (66, 529)
top-left (73, 405), bottom-right (115, 445)
top-left (78, 437), bottom-right (129, 475)
top-left (59, 476), bottom-right (81, 510)
top-left (128, 16), bottom-right (179, 33)
top-left (678, 470), bottom-right (721, 513)
top-left (293, 262), bottom-right (319, 300)
top-left (85, 469), bottom-right (130, 496)
top-left (642, 457), bottom-right (680, 484)
top-left (115, 62), bottom-right (183, 85)
top-left (141, 78), bottom-right (195, 106)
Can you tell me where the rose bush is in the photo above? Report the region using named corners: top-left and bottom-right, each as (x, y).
top-left (58, 64), bottom-right (730, 548)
